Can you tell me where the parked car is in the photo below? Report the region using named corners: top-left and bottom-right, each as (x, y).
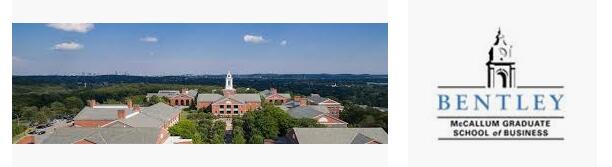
top-left (27, 130), bottom-right (36, 135)
top-left (36, 131), bottom-right (46, 135)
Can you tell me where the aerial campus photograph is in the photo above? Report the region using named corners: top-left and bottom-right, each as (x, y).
top-left (12, 23), bottom-right (388, 144)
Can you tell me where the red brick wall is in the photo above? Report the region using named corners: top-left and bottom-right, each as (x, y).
top-left (245, 102), bottom-right (261, 111)
top-left (157, 129), bottom-right (170, 144)
top-left (74, 120), bottom-right (113, 127)
top-left (169, 96), bottom-right (193, 106)
top-left (323, 104), bottom-right (342, 118)
top-left (196, 102), bottom-right (212, 110)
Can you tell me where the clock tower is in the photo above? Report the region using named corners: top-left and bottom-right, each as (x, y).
top-left (487, 28), bottom-right (516, 88)
top-left (223, 70), bottom-right (236, 96)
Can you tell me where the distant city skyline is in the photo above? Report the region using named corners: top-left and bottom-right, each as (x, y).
top-left (13, 23), bottom-right (387, 75)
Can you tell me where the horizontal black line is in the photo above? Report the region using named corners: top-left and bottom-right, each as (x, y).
top-left (438, 137), bottom-right (564, 140)
top-left (517, 86), bottom-right (564, 89)
top-left (437, 116), bottom-right (564, 119)
top-left (437, 86), bottom-right (486, 89)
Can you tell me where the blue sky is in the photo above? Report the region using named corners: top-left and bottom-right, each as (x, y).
top-left (12, 23), bottom-right (387, 75)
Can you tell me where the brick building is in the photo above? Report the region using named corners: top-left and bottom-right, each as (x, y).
top-left (307, 94), bottom-right (344, 118)
top-left (259, 88), bottom-right (291, 105)
top-left (147, 88), bottom-right (198, 106)
top-left (280, 99), bottom-right (348, 128)
top-left (196, 71), bottom-right (262, 116)
top-left (43, 100), bottom-right (186, 144)
top-left (73, 100), bottom-right (181, 129)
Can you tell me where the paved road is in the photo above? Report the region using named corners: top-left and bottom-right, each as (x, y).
top-left (225, 130), bottom-right (233, 144)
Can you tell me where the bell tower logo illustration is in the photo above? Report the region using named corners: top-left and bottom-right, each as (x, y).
top-left (486, 28), bottom-right (516, 88)
top-left (435, 28), bottom-right (566, 141)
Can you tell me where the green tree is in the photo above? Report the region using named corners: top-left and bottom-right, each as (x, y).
top-left (64, 96), bottom-right (84, 115)
top-left (33, 106), bottom-right (52, 125)
top-left (340, 104), bottom-right (388, 131)
top-left (131, 95), bottom-right (146, 105)
top-left (168, 120), bottom-right (203, 143)
top-left (19, 106), bottom-right (38, 124)
top-left (103, 99), bottom-right (120, 104)
top-left (209, 121), bottom-right (226, 144)
top-left (64, 96), bottom-right (84, 110)
top-left (50, 101), bottom-right (67, 116)
top-left (249, 132), bottom-right (264, 144)
top-left (232, 117), bottom-right (244, 128)
top-left (232, 126), bottom-right (247, 144)
top-left (197, 119), bottom-right (214, 143)
top-left (359, 115), bottom-right (377, 127)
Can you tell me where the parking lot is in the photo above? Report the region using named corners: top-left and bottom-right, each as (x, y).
top-left (31, 119), bottom-right (73, 144)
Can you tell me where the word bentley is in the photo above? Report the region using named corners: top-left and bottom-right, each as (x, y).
top-left (438, 94), bottom-right (564, 111)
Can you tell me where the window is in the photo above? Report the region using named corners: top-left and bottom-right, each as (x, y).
top-left (234, 110), bottom-right (238, 114)
top-left (234, 105), bottom-right (238, 108)
top-left (220, 105), bottom-right (224, 108)
top-left (220, 110), bottom-right (224, 114)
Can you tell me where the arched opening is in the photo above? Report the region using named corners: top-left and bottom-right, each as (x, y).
top-left (496, 70), bottom-right (508, 88)
top-left (175, 100), bottom-right (179, 106)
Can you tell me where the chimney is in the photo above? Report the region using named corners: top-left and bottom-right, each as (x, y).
top-left (126, 99), bottom-right (133, 109)
top-left (117, 109), bottom-right (126, 119)
top-left (87, 100), bottom-right (96, 108)
top-left (270, 88), bottom-right (277, 94)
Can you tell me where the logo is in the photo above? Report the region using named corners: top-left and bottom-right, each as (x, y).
top-left (487, 28), bottom-right (515, 88)
top-left (435, 28), bottom-right (565, 141)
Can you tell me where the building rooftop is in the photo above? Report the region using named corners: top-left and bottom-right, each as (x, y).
top-left (74, 105), bottom-right (137, 121)
top-left (286, 105), bottom-right (329, 119)
top-left (307, 94), bottom-right (328, 104)
top-left (197, 93), bottom-right (261, 103)
top-left (146, 89), bottom-right (198, 98)
top-left (74, 102), bottom-right (180, 127)
top-left (140, 102), bottom-right (181, 122)
top-left (259, 89), bottom-right (291, 99)
top-left (291, 128), bottom-right (388, 144)
top-left (42, 127), bottom-right (163, 144)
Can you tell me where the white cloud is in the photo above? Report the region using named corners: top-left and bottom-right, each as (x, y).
top-left (140, 36), bottom-right (159, 43)
top-left (52, 42), bottom-right (84, 51)
top-left (280, 40), bottom-right (288, 46)
top-left (243, 34), bottom-right (266, 44)
top-left (47, 23), bottom-right (94, 33)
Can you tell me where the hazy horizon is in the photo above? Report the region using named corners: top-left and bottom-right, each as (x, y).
top-left (13, 23), bottom-right (388, 75)
top-left (12, 73), bottom-right (389, 76)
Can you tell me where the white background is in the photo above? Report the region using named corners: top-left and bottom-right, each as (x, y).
top-left (403, 0), bottom-right (595, 166)
top-left (1, 0), bottom-right (611, 167)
